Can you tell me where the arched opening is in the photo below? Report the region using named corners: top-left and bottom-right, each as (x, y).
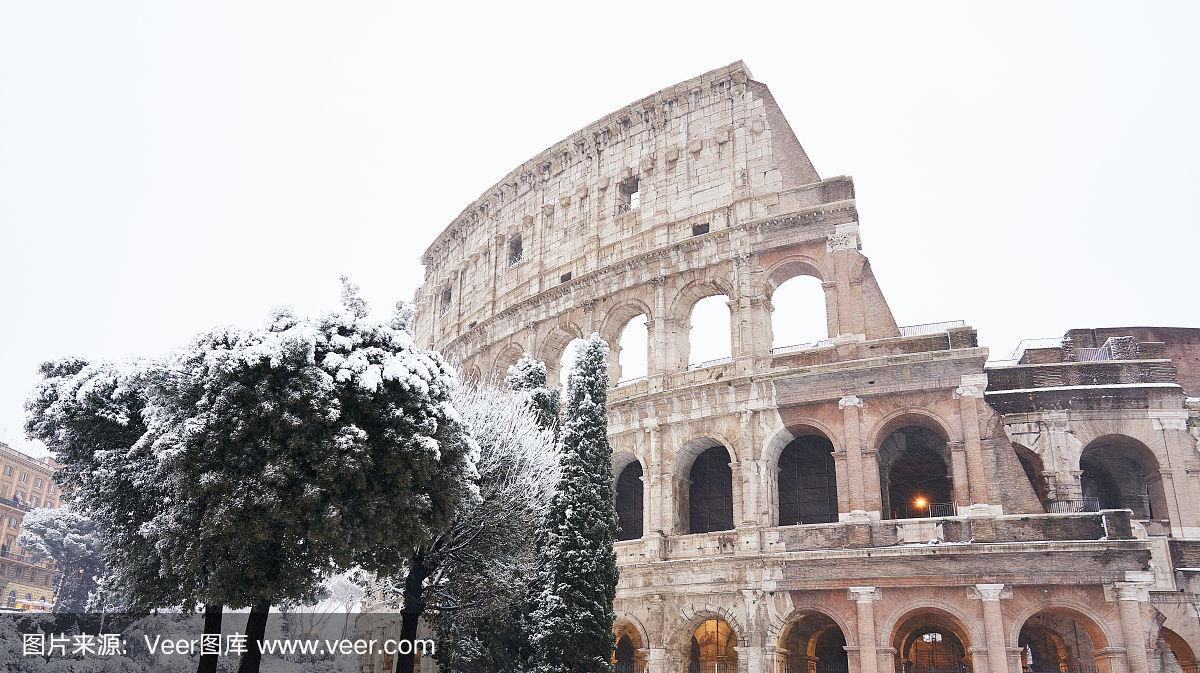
top-left (495, 346), bottom-right (528, 386)
top-left (879, 425), bottom-right (955, 519)
top-left (689, 618), bottom-right (738, 673)
top-left (613, 621), bottom-right (646, 673)
top-left (1017, 608), bottom-right (1106, 673)
top-left (778, 435), bottom-right (839, 526)
top-left (1079, 443), bottom-right (1166, 519)
top-left (1014, 445), bottom-right (1051, 512)
top-left (892, 610), bottom-right (971, 673)
top-left (1158, 626), bottom-right (1196, 672)
top-left (689, 295), bottom-right (732, 368)
top-left (558, 337), bottom-right (589, 389)
top-left (688, 445), bottom-right (734, 534)
top-left (1079, 435), bottom-right (1167, 520)
top-left (771, 276), bottom-right (828, 351)
top-left (616, 461), bottom-right (644, 541)
top-left (614, 634), bottom-right (637, 673)
top-left (781, 612), bottom-right (849, 673)
top-left (617, 314), bottom-right (649, 384)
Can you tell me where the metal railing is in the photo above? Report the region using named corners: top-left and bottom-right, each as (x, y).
top-left (616, 376), bottom-right (646, 387)
top-left (898, 320), bottom-right (965, 337)
top-left (615, 663), bottom-right (635, 673)
top-left (688, 356), bottom-right (733, 370)
top-left (787, 658), bottom-right (849, 673)
top-left (904, 667), bottom-right (970, 673)
top-left (771, 340), bottom-right (831, 355)
top-left (1179, 664), bottom-right (1198, 673)
top-left (1048, 497), bottom-right (1101, 513)
top-left (1076, 346), bottom-right (1112, 362)
top-left (1023, 668), bottom-right (1098, 673)
top-left (892, 502), bottom-right (956, 519)
top-left (691, 663), bottom-right (736, 673)
top-left (1009, 337), bottom-right (1063, 362)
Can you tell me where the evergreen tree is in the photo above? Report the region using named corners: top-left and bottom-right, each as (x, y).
top-left (27, 279), bottom-right (476, 673)
top-left (506, 353), bottom-right (560, 435)
top-left (531, 335), bottom-right (618, 673)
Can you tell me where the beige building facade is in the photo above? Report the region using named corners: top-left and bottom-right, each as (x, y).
top-left (374, 62), bottom-right (1200, 673)
top-left (0, 441), bottom-right (62, 610)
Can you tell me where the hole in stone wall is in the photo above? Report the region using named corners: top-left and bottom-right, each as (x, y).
top-left (689, 296), bottom-right (731, 366)
top-left (507, 235), bottom-right (523, 266)
top-left (617, 315), bottom-right (649, 383)
top-left (771, 276), bottom-right (827, 350)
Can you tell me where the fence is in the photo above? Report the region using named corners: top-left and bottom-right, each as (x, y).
top-left (1076, 346), bottom-right (1112, 362)
top-left (688, 356), bottom-right (733, 370)
top-left (1048, 498), bottom-right (1101, 513)
top-left (898, 320), bottom-right (965, 337)
top-left (892, 502), bottom-right (956, 519)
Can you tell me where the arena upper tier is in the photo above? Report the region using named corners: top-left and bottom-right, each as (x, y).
top-left (399, 62), bottom-right (1200, 673)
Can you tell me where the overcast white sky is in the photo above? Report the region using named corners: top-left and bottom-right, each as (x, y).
top-left (2, 2), bottom-right (1198, 457)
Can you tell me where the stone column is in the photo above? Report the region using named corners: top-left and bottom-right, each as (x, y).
top-left (970, 583), bottom-right (1010, 673)
top-left (1110, 573), bottom-right (1154, 673)
top-left (848, 587), bottom-right (881, 673)
top-left (827, 224), bottom-right (864, 337)
top-left (839, 395), bottom-right (868, 519)
top-left (644, 648), bottom-right (667, 673)
top-left (954, 375), bottom-right (993, 510)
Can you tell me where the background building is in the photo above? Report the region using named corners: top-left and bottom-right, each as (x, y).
top-left (0, 440), bottom-right (62, 610)
top-left (377, 62), bottom-right (1199, 673)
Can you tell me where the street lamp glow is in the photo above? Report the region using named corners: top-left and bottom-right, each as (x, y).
top-left (914, 497), bottom-right (927, 509)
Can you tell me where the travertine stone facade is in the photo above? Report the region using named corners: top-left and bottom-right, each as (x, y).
top-left (384, 63), bottom-right (1200, 673)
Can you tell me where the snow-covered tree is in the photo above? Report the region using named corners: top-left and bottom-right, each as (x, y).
top-left (24, 358), bottom-right (188, 613)
top-left (16, 507), bottom-right (106, 613)
top-left (531, 334), bottom-right (618, 673)
top-left (506, 354), bottom-right (560, 435)
top-left (138, 280), bottom-right (474, 673)
top-left (374, 384), bottom-right (558, 673)
top-left (26, 279), bottom-right (478, 673)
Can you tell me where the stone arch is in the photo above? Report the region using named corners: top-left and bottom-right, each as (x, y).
top-left (763, 256), bottom-right (832, 353)
top-left (873, 413), bottom-right (957, 519)
top-left (614, 452), bottom-right (646, 541)
top-left (672, 277), bottom-right (736, 369)
top-left (671, 277), bottom-right (737, 318)
top-left (600, 298), bottom-right (654, 384)
top-left (763, 417), bottom-right (844, 468)
top-left (763, 255), bottom-right (829, 295)
top-left (1006, 600), bottom-right (1115, 652)
top-left (539, 323), bottom-right (585, 387)
top-left (886, 605), bottom-right (977, 673)
top-left (776, 609), bottom-right (851, 673)
top-left (866, 408), bottom-right (956, 452)
top-left (492, 343), bottom-right (526, 382)
top-left (675, 436), bottom-right (740, 535)
top-left (672, 604), bottom-right (749, 653)
top-left (614, 614), bottom-right (650, 673)
top-left (770, 425), bottom-right (840, 527)
top-left (1010, 605), bottom-right (1113, 673)
top-left (1158, 626), bottom-right (1196, 670)
top-left (1078, 434), bottom-right (1168, 520)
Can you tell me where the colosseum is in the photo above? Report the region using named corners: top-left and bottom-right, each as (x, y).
top-left (397, 62), bottom-right (1200, 673)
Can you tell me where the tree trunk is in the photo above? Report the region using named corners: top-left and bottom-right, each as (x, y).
top-left (198, 604), bottom-right (223, 673)
top-left (237, 600), bottom-right (271, 673)
top-left (395, 551), bottom-right (431, 673)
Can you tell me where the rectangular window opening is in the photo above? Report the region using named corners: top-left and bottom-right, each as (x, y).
top-left (618, 177), bottom-right (640, 214)
top-left (692, 223), bottom-right (710, 236)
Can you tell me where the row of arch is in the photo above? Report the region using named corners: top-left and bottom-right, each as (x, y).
top-left (613, 606), bottom-right (1196, 673)
top-left (615, 422), bottom-right (1170, 538)
top-left (474, 256), bottom-right (843, 387)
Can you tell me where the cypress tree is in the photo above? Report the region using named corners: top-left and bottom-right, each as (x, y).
top-left (532, 334), bottom-right (618, 673)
